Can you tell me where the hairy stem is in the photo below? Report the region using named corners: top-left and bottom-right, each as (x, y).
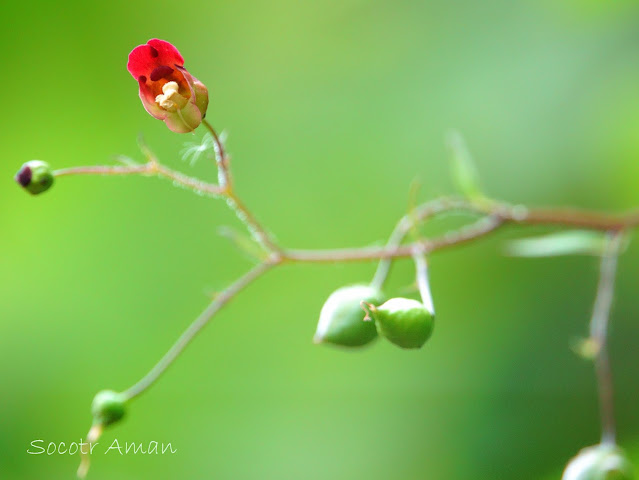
top-left (122, 260), bottom-right (277, 400)
top-left (54, 163), bottom-right (224, 196)
top-left (202, 119), bottom-right (282, 255)
top-left (202, 119), bottom-right (232, 188)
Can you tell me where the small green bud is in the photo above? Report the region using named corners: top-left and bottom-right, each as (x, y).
top-left (314, 284), bottom-right (384, 347)
top-left (91, 390), bottom-right (126, 427)
top-left (372, 298), bottom-right (434, 349)
top-left (15, 161), bottom-right (54, 195)
top-left (562, 444), bottom-right (634, 480)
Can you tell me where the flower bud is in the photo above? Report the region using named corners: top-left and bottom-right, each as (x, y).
top-left (314, 284), bottom-right (384, 347)
top-left (562, 444), bottom-right (634, 480)
top-left (15, 161), bottom-right (54, 195)
top-left (372, 298), bottom-right (434, 349)
top-left (91, 390), bottom-right (126, 427)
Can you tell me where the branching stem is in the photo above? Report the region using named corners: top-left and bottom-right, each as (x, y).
top-left (53, 134), bottom-right (638, 413)
top-left (201, 119), bottom-right (282, 254)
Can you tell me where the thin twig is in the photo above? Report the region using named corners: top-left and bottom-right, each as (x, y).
top-left (225, 190), bottom-right (282, 255)
top-left (284, 215), bottom-right (504, 263)
top-left (54, 163), bottom-right (224, 196)
top-left (589, 232), bottom-right (623, 445)
top-left (202, 119), bottom-right (232, 188)
top-left (54, 165), bottom-right (150, 177)
top-left (371, 197), bottom-right (480, 290)
top-left (122, 260), bottom-right (277, 400)
top-left (283, 202), bottom-right (639, 264)
top-left (202, 119), bottom-right (283, 255)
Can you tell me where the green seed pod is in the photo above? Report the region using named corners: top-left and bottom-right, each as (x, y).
top-left (15, 160), bottom-right (54, 195)
top-left (314, 284), bottom-right (384, 347)
top-left (91, 390), bottom-right (126, 427)
top-left (372, 298), bottom-right (434, 349)
top-left (562, 444), bottom-right (634, 480)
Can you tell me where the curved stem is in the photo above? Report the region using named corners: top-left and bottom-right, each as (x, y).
top-left (371, 197), bottom-right (483, 289)
top-left (202, 119), bottom-right (231, 188)
top-left (122, 260), bottom-right (276, 401)
top-left (412, 248), bottom-right (435, 316)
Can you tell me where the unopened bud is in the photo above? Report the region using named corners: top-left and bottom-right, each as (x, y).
top-left (15, 161), bottom-right (54, 195)
top-left (91, 390), bottom-right (126, 427)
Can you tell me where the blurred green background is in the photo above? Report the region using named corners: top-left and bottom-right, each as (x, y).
top-left (2, 1), bottom-right (639, 479)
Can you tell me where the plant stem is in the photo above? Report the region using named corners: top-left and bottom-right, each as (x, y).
top-left (371, 197), bottom-right (484, 289)
top-left (202, 119), bottom-right (232, 188)
top-left (55, 149), bottom-right (639, 415)
top-left (202, 119), bottom-right (282, 255)
top-left (285, 215), bottom-right (504, 263)
top-left (122, 260), bottom-right (277, 401)
top-left (54, 163), bottom-right (224, 196)
top-left (412, 248), bottom-right (435, 315)
top-left (589, 232), bottom-right (623, 445)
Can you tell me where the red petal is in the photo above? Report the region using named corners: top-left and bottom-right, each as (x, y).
top-left (127, 39), bottom-right (184, 80)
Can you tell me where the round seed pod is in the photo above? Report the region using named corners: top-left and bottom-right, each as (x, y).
top-left (562, 444), bottom-right (633, 480)
top-left (372, 298), bottom-right (434, 349)
top-left (314, 284), bottom-right (384, 347)
top-left (15, 161), bottom-right (54, 195)
top-left (91, 390), bottom-right (126, 427)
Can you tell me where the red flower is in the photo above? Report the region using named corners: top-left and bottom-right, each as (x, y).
top-left (127, 39), bottom-right (209, 133)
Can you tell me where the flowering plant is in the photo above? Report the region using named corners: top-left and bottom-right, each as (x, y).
top-left (127, 39), bottom-right (208, 133)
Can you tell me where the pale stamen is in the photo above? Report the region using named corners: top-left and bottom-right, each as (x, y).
top-left (155, 82), bottom-right (187, 112)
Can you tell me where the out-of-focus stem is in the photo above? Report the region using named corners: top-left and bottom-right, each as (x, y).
top-left (589, 232), bottom-right (623, 445)
top-left (412, 248), bottom-right (435, 315)
top-left (371, 197), bottom-right (483, 289)
top-left (122, 259), bottom-right (277, 401)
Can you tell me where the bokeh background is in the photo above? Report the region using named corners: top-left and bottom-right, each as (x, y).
top-left (2, 1), bottom-right (639, 479)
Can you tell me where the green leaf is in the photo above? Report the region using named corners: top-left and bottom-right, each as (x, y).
top-left (505, 230), bottom-right (608, 257)
top-left (446, 130), bottom-right (484, 200)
